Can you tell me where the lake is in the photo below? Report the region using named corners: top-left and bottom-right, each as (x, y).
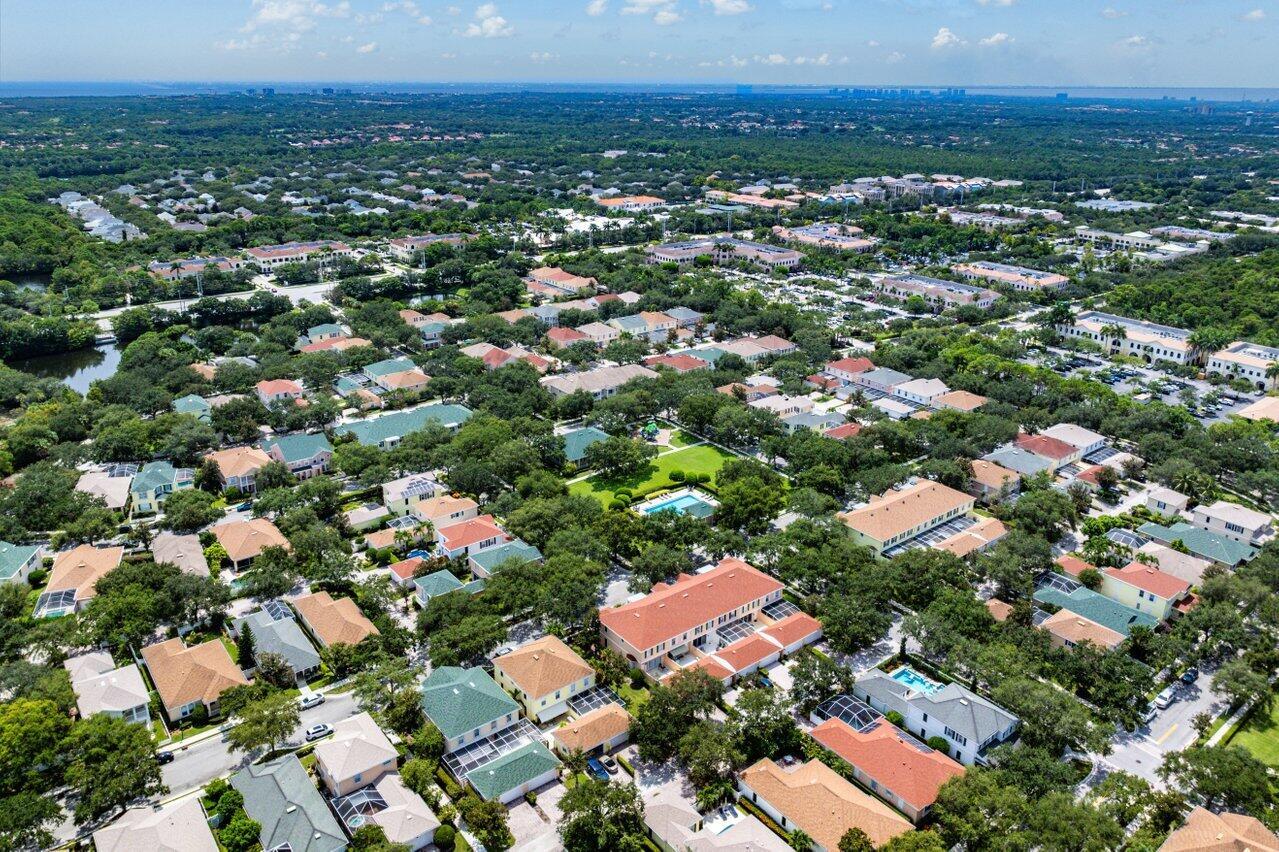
top-left (9, 343), bottom-right (122, 395)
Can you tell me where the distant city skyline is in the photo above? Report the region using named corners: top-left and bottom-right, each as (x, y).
top-left (2, 0), bottom-right (1276, 88)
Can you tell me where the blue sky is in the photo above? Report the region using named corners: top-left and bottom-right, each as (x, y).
top-left (2, 0), bottom-right (1275, 86)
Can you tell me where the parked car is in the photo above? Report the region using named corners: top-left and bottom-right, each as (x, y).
top-left (304, 723), bottom-right (333, 742)
top-left (1154, 685), bottom-right (1177, 710)
top-left (1181, 667), bottom-right (1200, 685)
top-left (586, 757), bottom-right (610, 781)
top-left (600, 755), bottom-right (619, 775)
top-left (156, 751), bottom-right (175, 765)
top-left (298, 693), bottom-right (325, 710)
top-left (1142, 704), bottom-right (1158, 726)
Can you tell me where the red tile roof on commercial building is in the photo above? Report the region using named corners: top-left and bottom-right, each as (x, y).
top-left (810, 717), bottom-right (964, 813)
top-left (600, 558), bottom-right (782, 653)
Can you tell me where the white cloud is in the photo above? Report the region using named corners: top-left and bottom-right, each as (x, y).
top-left (866, 39), bottom-right (880, 47)
top-left (459, 3), bottom-right (514, 36)
top-left (586, 0), bottom-right (607, 14)
top-left (793, 53), bottom-right (831, 65)
top-left (1101, 6), bottom-right (1127, 18)
top-left (1242, 8), bottom-right (1265, 21)
top-left (703, 0), bottom-right (752, 14)
top-left (241, 0), bottom-right (350, 33)
top-left (756, 52), bottom-right (789, 65)
top-left (441, 51), bottom-right (458, 58)
top-left (975, 0), bottom-right (1015, 5)
top-left (1117, 34), bottom-right (1151, 51)
top-left (357, 41), bottom-right (378, 52)
top-left (730, 54), bottom-right (748, 67)
top-left (315, 50), bottom-right (328, 58)
top-left (886, 50), bottom-right (905, 63)
top-left (622, 0), bottom-right (681, 24)
top-left (382, 1), bottom-right (431, 24)
top-left (931, 27), bottom-right (965, 49)
top-left (529, 51), bottom-right (558, 61)
top-left (979, 31), bottom-right (1012, 46)
top-left (654, 7), bottom-right (682, 23)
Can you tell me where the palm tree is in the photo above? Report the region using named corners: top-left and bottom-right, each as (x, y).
top-left (561, 748), bottom-right (587, 786)
top-left (1099, 322), bottom-right (1128, 346)
top-left (1266, 361), bottom-right (1279, 388)
top-left (695, 780), bottom-right (734, 811)
top-left (788, 829), bottom-right (813, 852)
top-left (1188, 327), bottom-right (1231, 361)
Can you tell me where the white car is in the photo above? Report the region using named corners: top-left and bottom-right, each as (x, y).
top-left (304, 723), bottom-right (332, 742)
top-left (298, 694), bottom-right (325, 711)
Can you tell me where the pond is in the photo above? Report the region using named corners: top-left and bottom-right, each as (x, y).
top-left (5, 272), bottom-right (52, 292)
top-left (9, 343), bottom-right (122, 395)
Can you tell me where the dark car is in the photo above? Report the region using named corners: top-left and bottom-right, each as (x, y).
top-left (1182, 667), bottom-right (1200, 685)
top-left (586, 757), bottom-right (610, 781)
top-left (156, 751), bottom-right (175, 765)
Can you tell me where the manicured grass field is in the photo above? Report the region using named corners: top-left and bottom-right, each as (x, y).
top-left (569, 443), bottom-right (734, 504)
top-left (1227, 696), bottom-right (1279, 767)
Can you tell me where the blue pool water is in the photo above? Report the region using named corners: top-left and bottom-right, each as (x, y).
top-left (890, 666), bottom-right (942, 694)
top-left (642, 493), bottom-right (714, 518)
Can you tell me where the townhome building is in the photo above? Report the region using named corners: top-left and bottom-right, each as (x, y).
top-left (1100, 562), bottom-right (1194, 621)
top-left (493, 635), bottom-right (595, 722)
top-left (1188, 500), bottom-right (1274, 546)
top-left (244, 239), bottom-right (353, 269)
top-left (599, 558), bottom-right (783, 673)
top-left (540, 364), bottom-right (658, 399)
top-left (838, 479), bottom-right (977, 557)
top-left (261, 432), bottom-right (333, 480)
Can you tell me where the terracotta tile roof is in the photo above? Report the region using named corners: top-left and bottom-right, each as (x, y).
top-left (293, 591), bottom-right (380, 648)
top-left (1055, 554), bottom-right (1094, 578)
top-left (378, 369), bottom-right (431, 390)
top-left (753, 335), bottom-right (795, 352)
top-left (437, 514), bottom-right (508, 550)
top-left (190, 363), bottom-right (217, 380)
top-left (826, 357), bottom-right (874, 375)
top-left (761, 611), bottom-right (823, 648)
top-left (1040, 608), bottom-right (1125, 650)
top-left (495, 635), bottom-right (594, 698)
top-left (300, 336), bottom-right (372, 353)
top-left (933, 390), bottom-right (988, 411)
top-left (256, 379), bottom-right (303, 396)
top-left (206, 446), bottom-right (272, 480)
top-left (388, 556), bottom-right (425, 582)
top-left (547, 327), bottom-right (588, 345)
top-left (1158, 807), bottom-right (1279, 852)
top-left (550, 703), bottom-right (632, 754)
top-left (838, 480), bottom-right (973, 544)
top-left (644, 354), bottom-right (709, 373)
top-left (142, 638), bottom-right (247, 712)
top-left (810, 718), bottom-right (964, 812)
top-left (739, 758), bottom-right (912, 849)
top-left (713, 634), bottom-right (781, 673)
top-left (413, 495), bottom-right (478, 523)
top-left (600, 558), bottom-right (782, 653)
top-left (824, 422), bottom-right (864, 441)
top-left (1106, 561), bottom-right (1192, 600)
top-left (986, 599), bottom-right (1014, 622)
top-left (47, 545), bottom-right (124, 602)
top-left (934, 517), bottom-right (1008, 557)
top-left (213, 518), bottom-right (289, 564)
top-left (1015, 432), bottom-right (1076, 460)
top-left (669, 656), bottom-right (734, 684)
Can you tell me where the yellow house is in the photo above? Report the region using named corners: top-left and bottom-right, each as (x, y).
top-left (493, 636), bottom-right (595, 722)
top-left (838, 479), bottom-right (975, 557)
top-left (1100, 562), bottom-right (1192, 621)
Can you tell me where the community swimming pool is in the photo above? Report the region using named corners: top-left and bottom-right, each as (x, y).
top-left (890, 665), bottom-right (943, 694)
top-left (640, 489), bottom-right (716, 518)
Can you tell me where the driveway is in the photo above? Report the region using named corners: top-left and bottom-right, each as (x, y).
top-left (507, 780), bottom-right (567, 851)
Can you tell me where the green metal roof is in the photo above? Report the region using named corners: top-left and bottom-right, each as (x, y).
top-left (0, 541), bottom-right (40, 580)
top-left (420, 666), bottom-right (519, 740)
top-left (173, 394), bottom-right (211, 414)
top-left (414, 569), bottom-right (464, 600)
top-left (307, 323), bottom-right (344, 338)
top-left (261, 432), bottom-right (333, 464)
top-left (1137, 522), bottom-right (1256, 566)
top-left (562, 426), bottom-right (609, 463)
top-left (130, 461), bottom-right (177, 495)
top-left (469, 540), bottom-right (543, 573)
top-left (466, 740), bottom-right (561, 802)
top-left (363, 356), bottom-right (418, 379)
top-left (1033, 584), bottom-right (1159, 636)
top-left (336, 404), bottom-right (473, 447)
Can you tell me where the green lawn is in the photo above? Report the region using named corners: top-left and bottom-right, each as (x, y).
top-left (569, 444), bottom-right (733, 504)
top-left (668, 429), bottom-right (696, 448)
top-left (1227, 696), bottom-right (1279, 767)
top-left (619, 683), bottom-right (651, 712)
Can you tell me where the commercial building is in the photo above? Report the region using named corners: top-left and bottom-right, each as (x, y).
top-left (1056, 311), bottom-right (1195, 365)
top-left (1206, 341), bottom-right (1279, 391)
top-left (244, 239), bottom-right (353, 269)
top-left (387, 233), bottom-right (468, 261)
top-left (874, 274), bottom-right (999, 311)
top-left (596, 195), bottom-right (666, 212)
top-left (952, 260), bottom-right (1069, 292)
top-left (772, 222), bottom-right (879, 252)
top-left (646, 237), bottom-right (802, 270)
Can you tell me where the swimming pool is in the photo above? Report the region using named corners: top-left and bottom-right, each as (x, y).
top-left (641, 491), bottom-right (715, 518)
top-left (890, 666), bottom-right (942, 694)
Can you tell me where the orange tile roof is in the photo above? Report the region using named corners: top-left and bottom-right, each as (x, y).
top-left (761, 611), bottom-right (823, 648)
top-left (1055, 554), bottom-right (1094, 578)
top-left (550, 703), bottom-right (632, 753)
top-left (811, 718), bottom-right (964, 812)
top-left (1040, 608), bottom-right (1125, 650)
top-left (827, 357), bottom-right (875, 375)
top-left (969, 459), bottom-right (1020, 490)
top-left (437, 514), bottom-right (508, 550)
top-left (934, 517), bottom-right (1007, 557)
top-left (739, 758), bottom-right (912, 849)
top-left (48, 545), bottom-right (124, 602)
top-left (293, 591), bottom-right (380, 647)
top-left (670, 656), bottom-right (734, 684)
top-left (206, 446), bottom-right (273, 480)
top-left (713, 634), bottom-right (781, 673)
top-left (213, 518), bottom-right (289, 564)
top-left (986, 599), bottom-right (1014, 622)
top-left (1159, 807), bottom-right (1279, 852)
top-left (547, 327), bottom-right (588, 344)
top-left (838, 480), bottom-right (973, 544)
top-left (495, 636), bottom-right (594, 698)
top-left (378, 369), bottom-right (431, 390)
top-left (824, 422), bottom-right (864, 441)
top-left (256, 379), bottom-right (303, 396)
top-left (934, 390), bottom-right (988, 411)
top-left (600, 558), bottom-right (782, 652)
top-left (1106, 561), bottom-right (1192, 600)
top-left (644, 354), bottom-right (709, 373)
top-left (142, 638), bottom-right (247, 712)
top-left (388, 556), bottom-right (425, 581)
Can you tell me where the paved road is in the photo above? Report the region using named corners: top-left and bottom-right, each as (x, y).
top-left (160, 690), bottom-right (360, 796)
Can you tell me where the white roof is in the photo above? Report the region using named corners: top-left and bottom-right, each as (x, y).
top-left (1148, 486), bottom-right (1189, 507)
top-left (93, 796), bottom-right (217, 852)
top-left (1197, 500), bottom-right (1272, 530)
top-left (370, 774), bottom-right (441, 846)
top-left (1039, 423), bottom-right (1106, 450)
top-left (894, 378), bottom-right (949, 398)
top-left (70, 662), bottom-right (149, 717)
top-left (314, 712), bottom-right (398, 782)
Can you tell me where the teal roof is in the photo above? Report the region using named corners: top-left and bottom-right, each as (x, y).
top-left (131, 461), bottom-right (177, 495)
top-left (173, 394), bottom-right (211, 414)
top-left (261, 432), bottom-right (333, 464)
top-left (414, 569), bottom-right (464, 600)
top-left (420, 666), bottom-right (519, 740)
top-left (0, 541), bottom-right (40, 580)
top-left (420, 321), bottom-right (447, 336)
top-left (334, 375), bottom-right (363, 396)
top-left (563, 426), bottom-right (609, 463)
top-left (1034, 584), bottom-right (1159, 636)
top-left (336, 404), bottom-right (473, 447)
top-left (363, 356), bottom-right (418, 379)
top-left (689, 347), bottom-right (727, 364)
top-left (466, 740), bottom-right (560, 802)
top-left (469, 541), bottom-right (543, 574)
top-left (308, 323), bottom-right (344, 338)
top-left (1137, 522), bottom-right (1256, 566)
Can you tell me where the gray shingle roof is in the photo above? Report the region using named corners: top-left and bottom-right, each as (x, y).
top-left (233, 608), bottom-right (321, 675)
top-left (231, 755), bottom-right (345, 852)
top-left (855, 670), bottom-right (1019, 748)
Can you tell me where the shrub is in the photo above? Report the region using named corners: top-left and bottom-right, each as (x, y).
top-left (629, 669), bottom-right (647, 689)
top-left (205, 778), bottom-right (230, 803)
top-left (885, 711), bottom-right (905, 727)
top-left (608, 500), bottom-right (626, 511)
top-left (669, 470), bottom-right (686, 482)
top-left (434, 825), bottom-right (456, 850)
top-left (26, 568), bottom-right (47, 587)
top-left (926, 736), bottom-right (951, 754)
top-left (525, 790), bottom-right (537, 805)
top-left (617, 755), bottom-right (636, 776)
top-left (614, 489), bottom-right (633, 500)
